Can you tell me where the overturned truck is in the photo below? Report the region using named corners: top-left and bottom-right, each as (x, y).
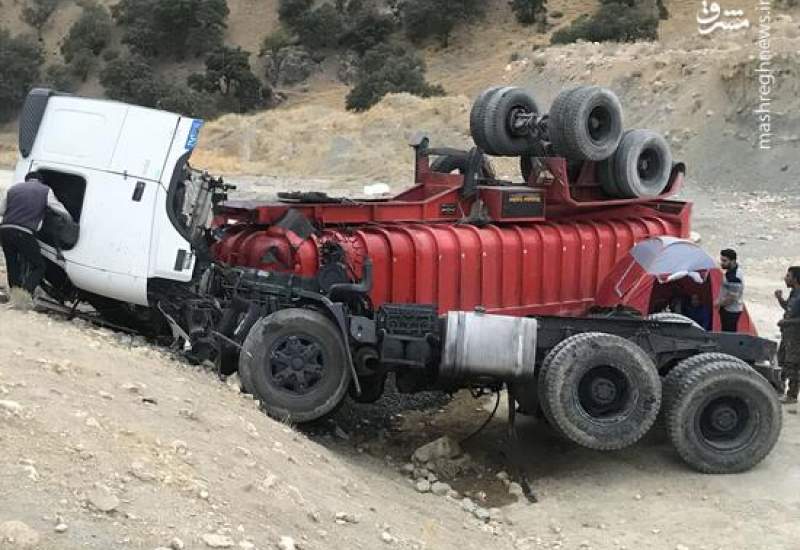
top-left (14, 86), bottom-right (782, 474)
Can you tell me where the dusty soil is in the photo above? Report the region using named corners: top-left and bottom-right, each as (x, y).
top-left (2, 163), bottom-right (800, 550)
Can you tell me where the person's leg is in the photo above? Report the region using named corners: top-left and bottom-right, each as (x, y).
top-left (10, 230), bottom-right (45, 293)
top-left (0, 229), bottom-right (23, 289)
top-left (720, 309), bottom-right (737, 332)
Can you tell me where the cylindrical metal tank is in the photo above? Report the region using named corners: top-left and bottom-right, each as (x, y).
top-left (213, 210), bottom-right (687, 317)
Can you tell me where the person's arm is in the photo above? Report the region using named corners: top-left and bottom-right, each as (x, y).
top-left (775, 291), bottom-right (788, 311)
top-left (46, 189), bottom-right (70, 218)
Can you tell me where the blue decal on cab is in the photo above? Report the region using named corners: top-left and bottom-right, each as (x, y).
top-left (185, 119), bottom-right (204, 150)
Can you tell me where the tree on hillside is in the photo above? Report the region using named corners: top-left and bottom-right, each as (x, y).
top-left (346, 44), bottom-right (444, 111)
top-left (100, 54), bottom-right (165, 106)
top-left (295, 3), bottom-right (345, 50)
top-left (0, 30), bottom-right (44, 122)
top-left (112, 0), bottom-right (229, 59)
top-left (22, 0), bottom-right (59, 35)
top-left (278, 0), bottom-right (313, 28)
top-left (189, 46), bottom-right (266, 113)
top-left (61, 2), bottom-right (113, 81)
top-left (340, 8), bottom-right (396, 55)
top-left (510, 0), bottom-right (547, 27)
top-left (551, 0), bottom-right (661, 44)
top-left (401, 0), bottom-right (485, 48)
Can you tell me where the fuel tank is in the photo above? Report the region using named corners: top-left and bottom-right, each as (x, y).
top-left (213, 201), bottom-right (690, 317)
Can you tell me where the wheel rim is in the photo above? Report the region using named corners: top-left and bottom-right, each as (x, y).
top-left (637, 147), bottom-right (662, 183)
top-left (587, 106), bottom-right (612, 143)
top-left (696, 395), bottom-right (755, 452)
top-left (577, 366), bottom-right (631, 419)
top-left (267, 334), bottom-right (325, 396)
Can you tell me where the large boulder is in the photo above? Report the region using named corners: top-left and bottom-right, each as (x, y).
top-left (265, 46), bottom-right (320, 87)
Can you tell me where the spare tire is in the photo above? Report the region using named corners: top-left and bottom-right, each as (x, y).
top-left (470, 86), bottom-right (504, 153)
top-left (548, 86), bottom-right (623, 161)
top-left (239, 309), bottom-right (351, 423)
top-left (667, 360), bottom-right (781, 473)
top-left (474, 87), bottom-right (540, 156)
top-left (541, 332), bottom-right (661, 450)
top-left (612, 129), bottom-right (673, 198)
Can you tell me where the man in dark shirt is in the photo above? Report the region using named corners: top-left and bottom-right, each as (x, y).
top-left (716, 249), bottom-right (744, 332)
top-left (0, 172), bottom-right (68, 295)
top-left (684, 293), bottom-right (712, 330)
top-left (776, 266), bottom-right (800, 404)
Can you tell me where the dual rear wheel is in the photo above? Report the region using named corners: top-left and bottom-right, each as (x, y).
top-left (535, 336), bottom-right (781, 473)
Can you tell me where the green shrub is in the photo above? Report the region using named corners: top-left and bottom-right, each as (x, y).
top-left (189, 46), bottom-right (266, 113)
top-left (41, 64), bottom-right (77, 92)
top-left (61, 2), bottom-right (113, 81)
top-left (295, 3), bottom-right (345, 50)
top-left (100, 54), bottom-right (165, 106)
top-left (278, 0), bottom-right (313, 27)
top-left (340, 8), bottom-right (396, 55)
top-left (345, 44), bottom-right (444, 112)
top-left (261, 27), bottom-right (294, 57)
top-left (22, 0), bottom-right (59, 32)
top-left (551, 1), bottom-right (659, 44)
top-left (401, 0), bottom-right (485, 47)
top-left (112, 0), bottom-right (229, 59)
top-left (0, 29), bottom-right (44, 122)
top-left (510, 0), bottom-right (547, 26)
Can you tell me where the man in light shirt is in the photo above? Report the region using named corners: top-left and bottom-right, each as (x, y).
top-left (716, 248), bottom-right (744, 332)
top-left (0, 172), bottom-right (69, 295)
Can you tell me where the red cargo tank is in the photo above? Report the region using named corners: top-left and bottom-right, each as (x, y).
top-left (214, 202), bottom-right (690, 317)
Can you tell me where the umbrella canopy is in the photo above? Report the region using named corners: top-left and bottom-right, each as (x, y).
top-left (629, 236), bottom-right (716, 275)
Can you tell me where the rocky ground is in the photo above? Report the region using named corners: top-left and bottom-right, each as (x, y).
top-left (1, 166), bottom-right (800, 550)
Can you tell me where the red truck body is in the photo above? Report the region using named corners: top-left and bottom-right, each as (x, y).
top-left (213, 153), bottom-right (691, 317)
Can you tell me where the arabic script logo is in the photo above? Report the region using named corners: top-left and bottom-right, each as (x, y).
top-left (697, 1), bottom-right (750, 35)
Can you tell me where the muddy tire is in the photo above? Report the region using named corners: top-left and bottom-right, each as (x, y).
top-left (238, 309), bottom-right (351, 423)
top-left (667, 360), bottom-right (781, 473)
top-left (662, 353), bottom-right (747, 414)
top-left (471, 87), bottom-right (540, 156)
top-left (470, 86), bottom-right (504, 153)
top-left (541, 332), bottom-right (661, 450)
top-left (548, 86), bottom-right (623, 162)
top-left (647, 312), bottom-right (703, 330)
top-left (536, 333), bottom-right (591, 432)
top-left (612, 129), bottom-right (672, 198)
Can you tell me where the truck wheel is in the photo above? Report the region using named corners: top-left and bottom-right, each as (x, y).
top-left (667, 360), bottom-right (781, 473)
top-left (647, 312), bottom-right (703, 330)
top-left (431, 150), bottom-right (496, 179)
top-left (239, 309), bottom-right (351, 423)
top-left (662, 353), bottom-right (747, 414)
top-left (549, 86), bottom-right (623, 162)
top-left (597, 129), bottom-right (634, 197)
top-left (470, 86), bottom-right (504, 153)
top-left (542, 332), bottom-right (661, 450)
top-left (535, 333), bottom-right (593, 433)
top-left (612, 129), bottom-right (672, 198)
top-left (473, 87), bottom-right (540, 156)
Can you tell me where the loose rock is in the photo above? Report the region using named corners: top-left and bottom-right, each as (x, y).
top-left (431, 481), bottom-right (451, 496)
top-left (202, 533), bottom-right (235, 548)
top-left (277, 535), bottom-right (297, 550)
top-left (412, 436), bottom-right (462, 464)
top-left (0, 521), bottom-right (40, 548)
top-left (415, 479), bottom-right (431, 493)
top-left (87, 484), bottom-right (120, 513)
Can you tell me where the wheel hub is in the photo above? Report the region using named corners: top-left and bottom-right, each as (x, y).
top-left (709, 404), bottom-right (739, 433)
top-left (268, 335), bottom-right (324, 395)
top-left (590, 377), bottom-right (618, 405)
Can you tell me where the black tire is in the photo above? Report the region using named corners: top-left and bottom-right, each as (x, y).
top-left (598, 129), bottom-right (634, 197)
top-left (431, 151), bottom-right (496, 179)
top-left (238, 309), bottom-right (351, 423)
top-left (662, 353), bottom-right (747, 414)
top-left (536, 333), bottom-right (592, 433)
top-left (470, 86), bottom-right (504, 153)
top-left (612, 129), bottom-right (672, 198)
top-left (647, 312), bottom-right (703, 330)
top-left (549, 86), bottom-right (623, 162)
top-left (542, 332), bottom-right (661, 450)
top-left (479, 87), bottom-right (540, 156)
top-left (667, 360), bottom-right (781, 473)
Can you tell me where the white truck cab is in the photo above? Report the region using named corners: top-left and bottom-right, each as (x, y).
top-left (14, 89), bottom-right (214, 306)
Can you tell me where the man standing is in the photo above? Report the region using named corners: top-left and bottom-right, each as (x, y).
top-left (716, 248), bottom-right (744, 332)
top-left (0, 172), bottom-right (68, 296)
top-left (776, 266), bottom-right (800, 404)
